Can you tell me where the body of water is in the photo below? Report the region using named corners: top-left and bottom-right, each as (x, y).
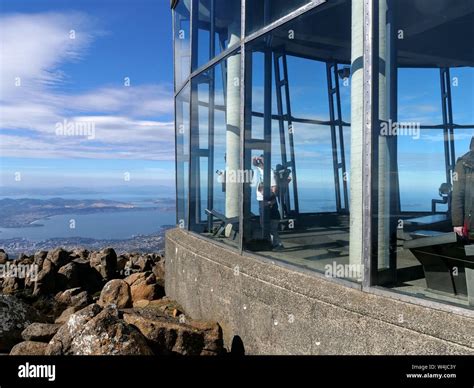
top-left (0, 194), bottom-right (171, 206)
top-left (0, 209), bottom-right (176, 241)
top-left (0, 187), bottom-right (442, 242)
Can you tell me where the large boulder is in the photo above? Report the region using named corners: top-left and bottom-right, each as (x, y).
top-left (33, 251), bottom-right (48, 269)
top-left (46, 304), bottom-right (103, 354)
top-left (71, 258), bottom-right (103, 293)
top-left (152, 259), bottom-right (165, 282)
top-left (123, 272), bottom-right (141, 286)
top-left (21, 323), bottom-right (62, 342)
top-left (0, 295), bottom-right (45, 352)
top-left (31, 295), bottom-right (64, 322)
top-left (116, 255), bottom-right (129, 274)
top-left (122, 309), bottom-right (224, 356)
top-left (56, 261), bottom-right (81, 290)
top-left (136, 256), bottom-right (154, 272)
top-left (46, 305), bottom-right (153, 355)
top-left (46, 248), bottom-right (71, 269)
top-left (22, 252), bottom-right (46, 289)
top-left (70, 249), bottom-right (90, 261)
top-left (98, 279), bottom-right (132, 309)
top-left (54, 306), bottom-right (84, 324)
top-left (141, 297), bottom-right (184, 317)
top-left (0, 249), bottom-right (8, 264)
top-left (33, 259), bottom-right (56, 296)
top-left (15, 253), bottom-right (32, 263)
top-left (55, 288), bottom-right (90, 309)
top-left (125, 272), bottom-right (165, 302)
top-left (90, 248), bottom-right (117, 280)
top-left (10, 341), bottom-right (48, 356)
top-left (1, 276), bottom-right (24, 294)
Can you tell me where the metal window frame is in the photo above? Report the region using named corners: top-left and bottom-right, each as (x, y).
top-left (174, 0), bottom-right (329, 99)
top-left (238, 0), bottom-right (246, 253)
top-left (173, 0), bottom-right (193, 94)
top-left (362, 0), bottom-right (378, 290)
top-left (174, 82), bottom-right (191, 228)
top-left (244, 0), bottom-right (327, 44)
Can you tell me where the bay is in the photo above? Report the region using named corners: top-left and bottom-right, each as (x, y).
top-left (0, 209), bottom-right (176, 241)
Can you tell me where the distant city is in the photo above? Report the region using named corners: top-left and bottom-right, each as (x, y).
top-left (0, 185), bottom-right (176, 256)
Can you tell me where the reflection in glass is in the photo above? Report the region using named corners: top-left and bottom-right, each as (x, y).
top-left (176, 84), bottom-right (191, 228)
top-left (243, 3), bottom-right (355, 278)
top-left (194, 0), bottom-right (241, 70)
top-left (189, 51), bottom-right (241, 248)
top-left (374, 0), bottom-right (474, 309)
top-left (174, 0), bottom-right (191, 89)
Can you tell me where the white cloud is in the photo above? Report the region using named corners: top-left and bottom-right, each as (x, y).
top-left (0, 12), bottom-right (174, 162)
top-left (0, 12), bottom-right (96, 94)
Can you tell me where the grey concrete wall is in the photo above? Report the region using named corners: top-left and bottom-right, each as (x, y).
top-left (165, 228), bottom-right (474, 355)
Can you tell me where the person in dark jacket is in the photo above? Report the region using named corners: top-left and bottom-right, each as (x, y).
top-left (452, 136), bottom-right (474, 241)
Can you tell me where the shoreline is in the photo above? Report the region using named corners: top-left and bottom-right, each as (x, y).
top-left (0, 205), bottom-right (165, 229)
top-left (0, 227), bottom-right (172, 257)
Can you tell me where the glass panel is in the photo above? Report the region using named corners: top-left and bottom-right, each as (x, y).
top-left (243, 2), bottom-right (357, 280)
top-left (194, 0), bottom-right (241, 70)
top-left (176, 83), bottom-right (191, 229)
top-left (189, 51), bottom-right (241, 249)
top-left (174, 0), bottom-right (191, 89)
top-left (245, 0), bottom-right (312, 35)
top-left (374, 0), bottom-right (474, 309)
top-left (451, 68), bottom-right (474, 125)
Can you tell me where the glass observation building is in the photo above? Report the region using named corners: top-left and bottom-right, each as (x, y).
top-left (172, 0), bottom-right (474, 314)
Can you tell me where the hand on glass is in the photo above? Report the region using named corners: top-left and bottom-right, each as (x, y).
top-left (453, 226), bottom-right (465, 237)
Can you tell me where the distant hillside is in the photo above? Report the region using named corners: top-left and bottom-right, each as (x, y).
top-left (0, 198), bottom-right (145, 228)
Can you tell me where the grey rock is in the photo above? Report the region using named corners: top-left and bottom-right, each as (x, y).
top-left (10, 341), bottom-right (48, 355)
top-left (70, 249), bottom-right (90, 260)
top-left (46, 304), bottom-right (153, 355)
top-left (33, 251), bottom-right (48, 269)
top-left (56, 261), bottom-right (81, 290)
top-left (46, 248), bottom-right (71, 269)
top-left (54, 305), bottom-right (84, 324)
top-left (90, 248), bottom-right (117, 280)
top-left (123, 308), bottom-right (223, 355)
top-left (117, 255), bottom-right (129, 273)
top-left (0, 249), bottom-right (8, 264)
top-left (47, 304), bottom-right (103, 355)
top-left (1, 276), bottom-right (24, 294)
top-left (71, 258), bottom-right (103, 293)
top-left (98, 279), bottom-right (132, 309)
top-left (33, 259), bottom-right (56, 296)
top-left (0, 295), bottom-right (45, 352)
top-left (136, 256), bottom-right (154, 272)
top-left (21, 323), bottom-right (62, 342)
top-left (55, 288), bottom-right (91, 308)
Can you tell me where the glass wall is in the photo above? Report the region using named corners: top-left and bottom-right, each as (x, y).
top-left (173, 0), bottom-right (474, 310)
top-left (193, 0), bottom-right (241, 70)
top-left (245, 0), bottom-right (313, 35)
top-left (189, 51), bottom-right (241, 248)
top-left (176, 84), bottom-right (191, 229)
top-left (373, 0), bottom-right (474, 309)
top-left (243, 2), bottom-right (356, 278)
top-left (174, 0), bottom-right (191, 90)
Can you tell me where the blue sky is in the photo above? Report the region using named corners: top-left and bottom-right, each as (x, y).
top-left (0, 0), bottom-right (175, 190)
top-left (0, 0), bottom-right (472, 205)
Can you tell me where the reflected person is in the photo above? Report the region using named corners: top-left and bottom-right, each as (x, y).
top-left (252, 155), bottom-right (284, 250)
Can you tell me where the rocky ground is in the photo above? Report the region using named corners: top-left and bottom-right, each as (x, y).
top-left (0, 230), bottom-right (168, 256)
top-left (0, 247), bottom-right (224, 355)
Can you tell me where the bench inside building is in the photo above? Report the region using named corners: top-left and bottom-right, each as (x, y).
top-left (403, 229), bottom-right (474, 306)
